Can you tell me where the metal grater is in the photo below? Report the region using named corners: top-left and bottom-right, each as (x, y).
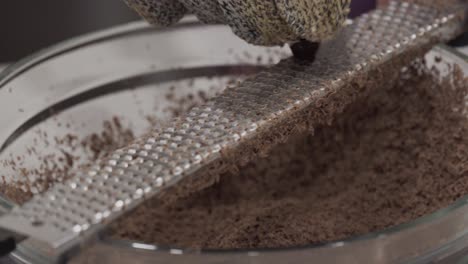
top-left (0, 0), bottom-right (467, 261)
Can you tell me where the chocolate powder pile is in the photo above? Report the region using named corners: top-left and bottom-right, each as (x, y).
top-left (112, 65), bottom-right (468, 249)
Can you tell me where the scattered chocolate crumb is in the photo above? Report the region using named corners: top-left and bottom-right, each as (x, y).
top-left (1, 116), bottom-right (135, 204)
top-left (82, 118), bottom-right (131, 160)
top-left (163, 85), bottom-right (211, 117)
top-left (0, 184), bottom-right (30, 205)
top-left (61, 150), bottom-right (74, 167)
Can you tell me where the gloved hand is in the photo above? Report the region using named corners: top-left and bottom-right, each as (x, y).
top-left (123, 0), bottom-right (351, 47)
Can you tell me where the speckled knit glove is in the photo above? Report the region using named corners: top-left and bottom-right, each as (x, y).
top-left (123, 0), bottom-right (351, 46)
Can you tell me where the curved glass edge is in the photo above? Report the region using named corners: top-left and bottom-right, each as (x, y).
top-left (0, 64), bottom-right (7, 73)
top-left (0, 21), bottom-right (145, 88)
top-left (99, 44), bottom-right (468, 257)
top-left (438, 44), bottom-right (468, 62)
top-left (0, 16), bottom-right (200, 88)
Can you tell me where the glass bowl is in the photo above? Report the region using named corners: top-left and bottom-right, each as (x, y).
top-left (0, 18), bottom-right (467, 264)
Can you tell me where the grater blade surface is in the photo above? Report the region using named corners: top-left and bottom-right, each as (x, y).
top-left (0, 0), bottom-right (466, 258)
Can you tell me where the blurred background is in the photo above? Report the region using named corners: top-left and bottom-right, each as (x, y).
top-left (0, 0), bottom-right (388, 63)
top-left (0, 0), bottom-right (139, 63)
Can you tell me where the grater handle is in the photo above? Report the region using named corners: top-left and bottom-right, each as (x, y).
top-left (0, 228), bottom-right (25, 257)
